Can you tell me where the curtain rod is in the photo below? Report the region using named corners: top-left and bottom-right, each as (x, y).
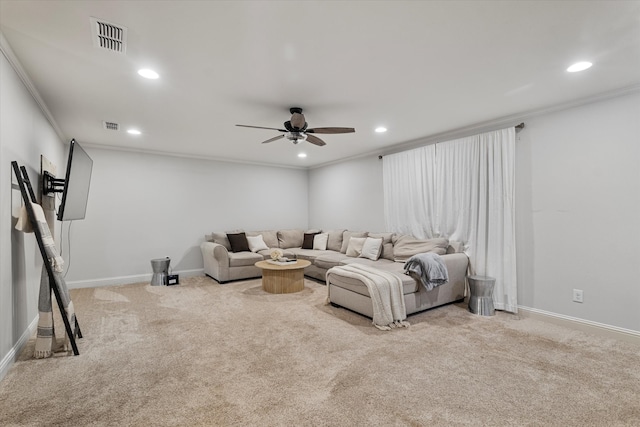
top-left (378, 122), bottom-right (525, 159)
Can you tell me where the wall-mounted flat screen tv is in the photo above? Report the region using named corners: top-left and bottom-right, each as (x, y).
top-left (57, 139), bottom-right (93, 221)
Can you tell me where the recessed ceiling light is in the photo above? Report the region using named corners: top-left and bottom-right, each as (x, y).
top-left (298, 153), bottom-right (307, 158)
top-left (137, 68), bottom-right (159, 79)
top-left (375, 127), bottom-right (387, 133)
top-left (127, 129), bottom-right (141, 135)
top-left (567, 62), bottom-right (592, 73)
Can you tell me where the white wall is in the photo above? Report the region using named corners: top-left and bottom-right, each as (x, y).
top-left (0, 50), bottom-right (65, 379)
top-left (515, 91), bottom-right (640, 331)
top-left (63, 148), bottom-right (309, 287)
top-left (309, 91), bottom-right (640, 333)
top-left (308, 156), bottom-right (385, 232)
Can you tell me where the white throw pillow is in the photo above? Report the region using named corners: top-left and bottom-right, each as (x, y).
top-left (313, 233), bottom-right (329, 250)
top-left (359, 237), bottom-right (383, 261)
top-left (346, 237), bottom-right (367, 257)
top-left (247, 234), bottom-right (269, 252)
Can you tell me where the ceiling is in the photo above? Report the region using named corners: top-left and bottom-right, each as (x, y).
top-left (1, 1), bottom-right (639, 168)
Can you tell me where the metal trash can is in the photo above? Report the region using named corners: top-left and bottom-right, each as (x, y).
top-left (468, 275), bottom-right (495, 316)
top-left (150, 257), bottom-right (170, 286)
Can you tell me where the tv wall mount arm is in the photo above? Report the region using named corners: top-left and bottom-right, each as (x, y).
top-left (43, 170), bottom-right (65, 195)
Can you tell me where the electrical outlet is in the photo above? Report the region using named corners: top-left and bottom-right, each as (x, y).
top-left (573, 289), bottom-right (584, 303)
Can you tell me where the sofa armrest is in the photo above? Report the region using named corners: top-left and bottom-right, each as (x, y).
top-left (201, 241), bottom-right (231, 281)
top-left (441, 252), bottom-right (469, 288)
top-left (201, 241), bottom-right (230, 264)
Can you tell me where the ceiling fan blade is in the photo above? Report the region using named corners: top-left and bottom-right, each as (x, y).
top-left (261, 135), bottom-right (285, 144)
top-left (236, 124), bottom-right (287, 132)
top-left (306, 134), bottom-right (326, 146)
top-left (306, 127), bottom-right (355, 134)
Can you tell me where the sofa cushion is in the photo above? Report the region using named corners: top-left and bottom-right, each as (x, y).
top-left (346, 237), bottom-right (367, 257)
top-left (246, 230), bottom-right (278, 248)
top-left (227, 232), bottom-right (250, 253)
top-left (340, 231), bottom-right (369, 253)
top-left (314, 252), bottom-right (350, 270)
top-left (329, 260), bottom-right (418, 295)
top-left (246, 235), bottom-right (269, 253)
top-left (302, 232), bottom-right (320, 249)
top-left (313, 233), bottom-right (329, 250)
top-left (325, 229), bottom-right (346, 252)
top-left (229, 251), bottom-right (263, 267)
top-left (392, 235), bottom-right (449, 261)
top-left (211, 232), bottom-right (232, 251)
top-left (369, 232), bottom-right (394, 261)
top-left (359, 237), bottom-right (383, 261)
top-left (277, 229), bottom-right (304, 248)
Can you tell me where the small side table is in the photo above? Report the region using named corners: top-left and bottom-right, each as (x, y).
top-left (468, 275), bottom-right (495, 316)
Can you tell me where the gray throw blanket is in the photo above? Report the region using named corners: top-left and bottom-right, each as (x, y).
top-left (404, 252), bottom-right (449, 291)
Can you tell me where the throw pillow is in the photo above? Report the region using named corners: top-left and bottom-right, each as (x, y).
top-left (346, 237), bottom-right (367, 257)
top-left (246, 234), bottom-right (269, 253)
top-left (313, 233), bottom-right (329, 250)
top-left (302, 232), bottom-right (321, 249)
top-left (369, 232), bottom-right (394, 261)
top-left (227, 232), bottom-right (250, 253)
top-left (340, 231), bottom-right (369, 253)
top-left (359, 237), bottom-right (383, 261)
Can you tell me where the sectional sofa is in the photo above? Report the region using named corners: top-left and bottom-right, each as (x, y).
top-left (201, 228), bottom-right (469, 316)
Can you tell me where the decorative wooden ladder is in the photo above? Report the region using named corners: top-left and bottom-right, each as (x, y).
top-left (11, 161), bottom-right (82, 355)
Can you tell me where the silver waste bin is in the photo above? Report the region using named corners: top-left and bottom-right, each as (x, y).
top-left (468, 275), bottom-right (495, 316)
top-left (151, 257), bottom-right (170, 286)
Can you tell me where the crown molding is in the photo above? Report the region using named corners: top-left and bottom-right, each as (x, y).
top-left (0, 31), bottom-right (66, 143)
top-left (311, 84), bottom-right (640, 169)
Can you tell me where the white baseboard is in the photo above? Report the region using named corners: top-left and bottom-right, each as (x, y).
top-left (0, 316), bottom-right (38, 383)
top-left (66, 269), bottom-right (204, 289)
top-left (518, 306), bottom-right (640, 344)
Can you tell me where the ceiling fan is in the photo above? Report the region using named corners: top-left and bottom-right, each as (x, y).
top-left (236, 107), bottom-right (355, 146)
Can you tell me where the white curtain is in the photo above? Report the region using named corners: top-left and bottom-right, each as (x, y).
top-left (383, 145), bottom-right (438, 238)
top-left (383, 127), bottom-right (518, 312)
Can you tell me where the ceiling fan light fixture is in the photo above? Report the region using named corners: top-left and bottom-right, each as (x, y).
top-left (375, 126), bottom-right (387, 133)
top-left (286, 132), bottom-right (307, 143)
top-left (298, 153), bottom-right (307, 158)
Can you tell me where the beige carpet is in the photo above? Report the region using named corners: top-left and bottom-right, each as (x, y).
top-left (1, 276), bottom-right (639, 426)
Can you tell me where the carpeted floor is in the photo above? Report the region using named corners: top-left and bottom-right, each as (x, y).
top-left (1, 276), bottom-right (639, 426)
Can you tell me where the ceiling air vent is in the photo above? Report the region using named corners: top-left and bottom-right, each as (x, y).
top-left (90, 17), bottom-right (127, 54)
top-left (103, 121), bottom-right (119, 131)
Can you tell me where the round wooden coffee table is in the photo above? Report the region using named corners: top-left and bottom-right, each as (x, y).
top-left (255, 259), bottom-right (311, 294)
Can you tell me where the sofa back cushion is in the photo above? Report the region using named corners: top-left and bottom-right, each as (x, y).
top-left (392, 235), bottom-right (449, 261)
top-left (325, 229), bottom-right (346, 252)
top-left (210, 232), bottom-right (232, 251)
top-left (340, 231), bottom-right (369, 253)
top-left (277, 229), bottom-right (304, 248)
top-left (247, 230), bottom-right (278, 248)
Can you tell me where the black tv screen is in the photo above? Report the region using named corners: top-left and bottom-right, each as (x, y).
top-left (58, 139), bottom-right (93, 221)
